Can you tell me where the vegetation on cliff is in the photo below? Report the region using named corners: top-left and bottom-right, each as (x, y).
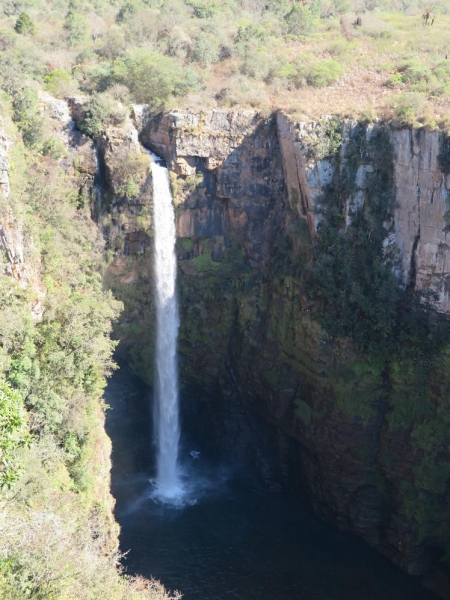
top-left (0, 99), bottom-right (178, 597)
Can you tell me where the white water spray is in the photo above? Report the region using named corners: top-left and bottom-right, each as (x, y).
top-left (150, 153), bottom-right (182, 500)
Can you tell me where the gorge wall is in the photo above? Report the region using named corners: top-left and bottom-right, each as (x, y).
top-left (82, 105), bottom-right (450, 597)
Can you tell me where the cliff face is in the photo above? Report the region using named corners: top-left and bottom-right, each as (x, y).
top-left (277, 112), bottom-right (450, 314)
top-left (85, 105), bottom-right (450, 596)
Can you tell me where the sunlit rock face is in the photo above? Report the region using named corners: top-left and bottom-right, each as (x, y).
top-left (277, 112), bottom-right (450, 315)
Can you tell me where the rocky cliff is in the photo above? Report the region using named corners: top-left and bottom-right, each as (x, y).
top-left (74, 103), bottom-right (450, 597)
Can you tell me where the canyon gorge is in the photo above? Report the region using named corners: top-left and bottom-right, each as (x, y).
top-left (3, 95), bottom-right (450, 598)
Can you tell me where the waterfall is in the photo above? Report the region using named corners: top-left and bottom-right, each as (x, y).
top-left (150, 153), bottom-right (181, 499)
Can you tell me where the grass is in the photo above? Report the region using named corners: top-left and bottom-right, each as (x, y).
top-left (1, 2), bottom-right (450, 126)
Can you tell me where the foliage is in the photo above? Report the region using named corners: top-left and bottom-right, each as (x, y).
top-left (192, 32), bottom-right (220, 67)
top-left (78, 92), bottom-right (128, 137)
top-left (14, 12), bottom-right (35, 36)
top-left (64, 8), bottom-right (90, 47)
top-left (312, 117), bottom-right (343, 160)
top-left (113, 49), bottom-right (196, 109)
top-left (1, 0), bottom-right (449, 120)
top-left (44, 68), bottom-right (76, 98)
top-left (0, 116), bottom-right (147, 597)
top-left (0, 381), bottom-right (30, 489)
top-left (12, 87), bottom-right (43, 148)
top-left (310, 123), bottom-right (450, 362)
top-left (186, 0), bottom-right (217, 19)
top-left (305, 60), bottom-right (343, 87)
top-left (284, 4), bottom-right (317, 38)
top-left (393, 92), bottom-right (425, 125)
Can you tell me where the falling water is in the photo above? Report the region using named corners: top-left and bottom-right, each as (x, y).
top-left (150, 153), bottom-right (181, 499)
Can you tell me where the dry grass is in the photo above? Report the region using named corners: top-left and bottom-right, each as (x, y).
top-left (184, 10), bottom-right (450, 125)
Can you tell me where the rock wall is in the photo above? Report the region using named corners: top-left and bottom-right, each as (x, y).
top-left (86, 105), bottom-right (450, 597)
top-left (276, 112), bottom-right (450, 315)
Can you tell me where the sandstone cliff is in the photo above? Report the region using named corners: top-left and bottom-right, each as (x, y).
top-left (71, 103), bottom-right (450, 597)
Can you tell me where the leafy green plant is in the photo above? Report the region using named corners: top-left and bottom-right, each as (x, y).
top-left (12, 87), bottom-right (44, 148)
top-left (0, 381), bottom-right (30, 489)
top-left (394, 92), bottom-right (425, 124)
top-left (284, 4), bottom-right (316, 38)
top-left (192, 32), bottom-right (220, 67)
top-left (78, 92), bottom-right (128, 138)
top-left (14, 12), bottom-right (35, 36)
top-left (305, 60), bottom-right (343, 87)
top-left (113, 49), bottom-right (196, 109)
top-left (44, 68), bottom-right (76, 97)
top-left (64, 8), bottom-right (90, 47)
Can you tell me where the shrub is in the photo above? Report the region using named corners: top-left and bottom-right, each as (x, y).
top-left (64, 9), bottom-right (90, 46)
top-left (284, 4), bottom-right (316, 38)
top-left (235, 23), bottom-right (265, 45)
top-left (14, 12), bottom-right (35, 36)
top-left (0, 381), bottom-right (30, 489)
top-left (44, 68), bottom-right (76, 98)
top-left (192, 32), bottom-right (220, 66)
top-left (187, 0), bottom-right (217, 19)
top-left (78, 93), bottom-right (128, 138)
top-left (113, 49), bottom-right (192, 109)
top-left (109, 149), bottom-right (150, 197)
top-left (305, 60), bottom-right (343, 87)
top-left (12, 87), bottom-right (44, 148)
top-left (394, 92), bottom-right (425, 124)
top-left (41, 137), bottom-right (69, 160)
top-left (116, 0), bottom-right (142, 23)
top-left (398, 60), bottom-right (430, 84)
top-left (332, 0), bottom-right (350, 13)
top-left (83, 62), bottom-right (114, 93)
top-left (168, 26), bottom-right (192, 61)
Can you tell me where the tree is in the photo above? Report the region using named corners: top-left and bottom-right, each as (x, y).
top-left (14, 12), bottom-right (35, 36)
top-left (284, 4), bottom-right (316, 38)
top-left (113, 49), bottom-right (190, 109)
top-left (64, 9), bottom-right (90, 46)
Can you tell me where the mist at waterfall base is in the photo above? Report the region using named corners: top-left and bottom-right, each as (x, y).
top-left (105, 370), bottom-right (437, 600)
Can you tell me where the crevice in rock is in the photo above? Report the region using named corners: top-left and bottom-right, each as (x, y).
top-left (409, 228), bottom-right (421, 290)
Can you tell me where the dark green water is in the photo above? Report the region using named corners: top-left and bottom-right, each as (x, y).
top-left (105, 369), bottom-right (437, 600)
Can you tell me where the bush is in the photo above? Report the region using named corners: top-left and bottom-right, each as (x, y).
top-left (394, 92), bottom-right (425, 124)
top-left (44, 68), bottom-right (76, 98)
top-left (187, 0), bottom-right (217, 19)
top-left (398, 60), bottom-right (430, 84)
top-left (64, 9), bottom-right (90, 46)
top-left (12, 87), bottom-right (44, 148)
top-left (113, 49), bottom-right (193, 109)
top-left (116, 0), bottom-right (142, 23)
top-left (14, 12), bottom-right (35, 36)
top-left (78, 93), bottom-right (128, 138)
top-left (0, 381), bottom-right (30, 489)
top-left (284, 4), bottom-right (316, 38)
top-left (192, 32), bottom-right (220, 66)
top-left (305, 60), bottom-right (343, 87)
top-left (168, 26), bottom-right (192, 60)
top-left (83, 62), bottom-right (114, 93)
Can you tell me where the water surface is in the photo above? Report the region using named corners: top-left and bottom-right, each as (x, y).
top-left (105, 369), bottom-right (437, 600)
